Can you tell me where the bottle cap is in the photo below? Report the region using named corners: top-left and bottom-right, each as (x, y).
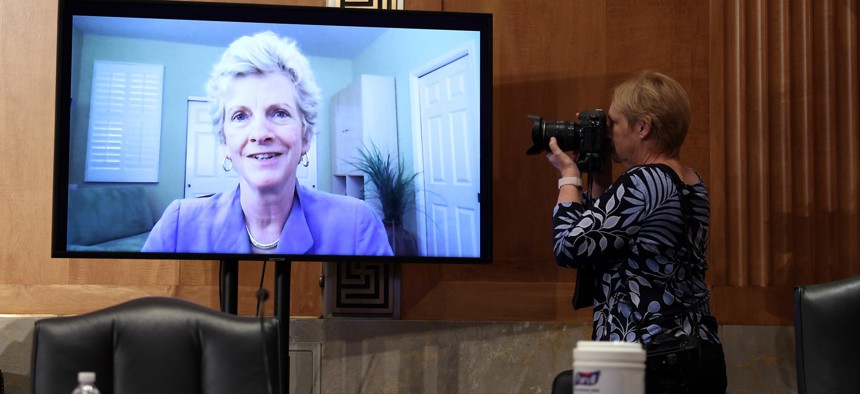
top-left (78, 371), bottom-right (96, 384)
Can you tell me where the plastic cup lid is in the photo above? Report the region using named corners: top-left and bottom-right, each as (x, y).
top-left (573, 340), bottom-right (646, 363)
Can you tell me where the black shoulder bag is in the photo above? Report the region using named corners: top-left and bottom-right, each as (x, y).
top-left (645, 328), bottom-right (701, 394)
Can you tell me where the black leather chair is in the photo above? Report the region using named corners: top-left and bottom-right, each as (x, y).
top-left (552, 369), bottom-right (573, 394)
top-left (31, 296), bottom-right (279, 394)
top-left (794, 274), bottom-right (860, 394)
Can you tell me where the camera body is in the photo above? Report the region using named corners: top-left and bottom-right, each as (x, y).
top-left (526, 109), bottom-right (608, 172)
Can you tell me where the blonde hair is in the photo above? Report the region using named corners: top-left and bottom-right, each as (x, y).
top-left (205, 31), bottom-right (322, 145)
top-left (611, 71), bottom-right (691, 157)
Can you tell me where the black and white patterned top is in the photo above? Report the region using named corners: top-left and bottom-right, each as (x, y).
top-left (552, 164), bottom-right (721, 345)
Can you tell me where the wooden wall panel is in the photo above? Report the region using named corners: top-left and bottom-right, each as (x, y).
top-left (408, 0), bottom-right (440, 11)
top-left (712, 0), bottom-right (859, 292)
top-left (1, 0), bottom-right (858, 326)
top-left (403, 0), bottom-right (714, 323)
top-left (788, 0), bottom-right (817, 285)
top-left (402, 0), bottom-right (860, 326)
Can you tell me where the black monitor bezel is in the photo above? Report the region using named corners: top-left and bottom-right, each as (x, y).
top-left (52, 0), bottom-right (493, 264)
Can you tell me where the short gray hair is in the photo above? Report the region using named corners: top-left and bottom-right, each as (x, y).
top-left (611, 71), bottom-right (691, 157)
top-left (205, 31), bottom-right (322, 145)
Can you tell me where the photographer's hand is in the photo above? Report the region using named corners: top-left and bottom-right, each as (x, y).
top-left (586, 138), bottom-right (614, 199)
top-left (547, 137), bottom-right (582, 204)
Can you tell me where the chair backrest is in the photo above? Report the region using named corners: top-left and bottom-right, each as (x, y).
top-left (552, 369), bottom-right (573, 394)
top-left (31, 296), bottom-right (279, 394)
top-left (794, 274), bottom-right (860, 394)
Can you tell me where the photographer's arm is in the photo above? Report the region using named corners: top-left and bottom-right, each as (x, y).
top-left (546, 137), bottom-right (582, 204)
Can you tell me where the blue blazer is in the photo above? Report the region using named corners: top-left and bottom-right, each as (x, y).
top-left (142, 184), bottom-right (393, 256)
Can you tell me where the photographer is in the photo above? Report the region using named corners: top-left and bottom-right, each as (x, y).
top-left (545, 71), bottom-right (727, 393)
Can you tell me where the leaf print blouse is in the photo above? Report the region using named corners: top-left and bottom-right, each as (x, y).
top-left (552, 164), bottom-right (721, 345)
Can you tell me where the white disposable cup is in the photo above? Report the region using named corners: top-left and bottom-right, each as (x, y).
top-left (572, 340), bottom-right (645, 394)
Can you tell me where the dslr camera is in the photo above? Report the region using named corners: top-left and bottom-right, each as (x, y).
top-left (526, 109), bottom-right (608, 172)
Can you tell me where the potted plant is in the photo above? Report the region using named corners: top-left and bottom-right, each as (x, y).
top-left (351, 143), bottom-right (420, 256)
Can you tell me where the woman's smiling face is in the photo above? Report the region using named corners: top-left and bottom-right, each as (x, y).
top-left (222, 72), bottom-right (307, 193)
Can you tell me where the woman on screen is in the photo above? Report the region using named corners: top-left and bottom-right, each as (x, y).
top-left (143, 31), bottom-right (392, 256)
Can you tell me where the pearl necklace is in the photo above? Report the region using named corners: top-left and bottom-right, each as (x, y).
top-left (246, 225), bottom-right (279, 250)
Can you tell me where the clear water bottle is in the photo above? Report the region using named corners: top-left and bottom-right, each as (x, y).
top-left (71, 371), bottom-right (101, 394)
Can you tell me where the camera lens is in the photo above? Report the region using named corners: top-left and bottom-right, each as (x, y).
top-left (526, 115), bottom-right (581, 155)
top-left (527, 110), bottom-right (608, 172)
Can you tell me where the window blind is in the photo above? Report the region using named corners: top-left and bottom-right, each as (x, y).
top-left (84, 61), bottom-right (163, 183)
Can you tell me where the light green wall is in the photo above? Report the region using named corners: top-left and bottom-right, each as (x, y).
top-left (70, 32), bottom-right (224, 214)
top-left (353, 29), bottom-right (480, 165)
top-left (350, 29), bottom-right (481, 232)
top-left (309, 58), bottom-right (352, 193)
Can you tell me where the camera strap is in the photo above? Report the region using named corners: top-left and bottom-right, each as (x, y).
top-left (572, 268), bottom-right (596, 310)
top-left (638, 164), bottom-right (703, 341)
top-left (571, 174), bottom-right (597, 310)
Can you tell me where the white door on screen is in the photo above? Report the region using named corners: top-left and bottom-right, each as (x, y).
top-left (414, 51), bottom-right (480, 258)
top-left (184, 98), bottom-right (239, 198)
top-left (184, 98), bottom-right (318, 199)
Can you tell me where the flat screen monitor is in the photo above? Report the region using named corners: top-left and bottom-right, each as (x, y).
top-left (52, 0), bottom-right (493, 264)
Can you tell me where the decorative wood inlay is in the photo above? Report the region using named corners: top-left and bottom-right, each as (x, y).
top-left (328, 0), bottom-right (401, 10)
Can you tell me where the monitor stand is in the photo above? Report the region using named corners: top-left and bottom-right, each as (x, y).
top-left (218, 258), bottom-right (291, 394)
top-left (219, 259), bottom-right (239, 314)
top-left (274, 259), bottom-right (291, 394)
top-left (218, 259), bottom-right (291, 317)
